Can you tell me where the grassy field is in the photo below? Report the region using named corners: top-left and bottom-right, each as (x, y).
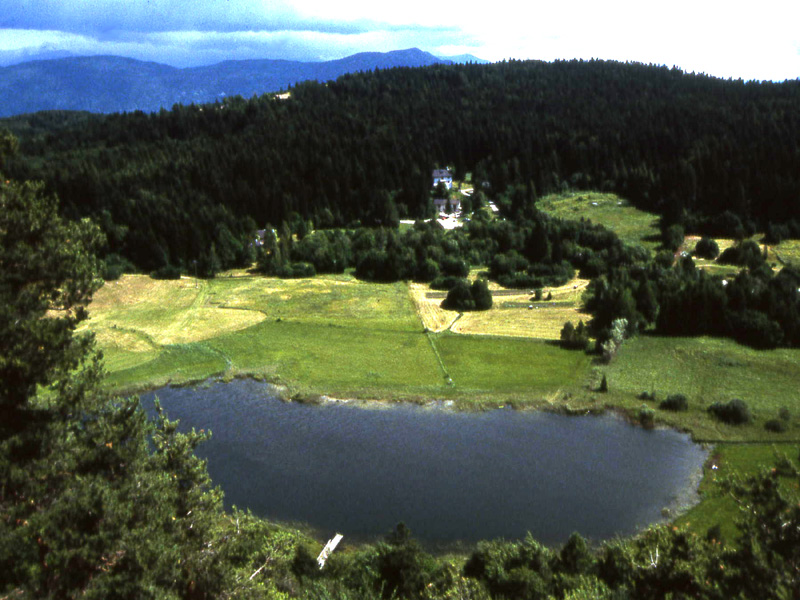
top-left (453, 278), bottom-right (591, 340)
top-left (410, 274), bottom-right (591, 340)
top-left (675, 443), bottom-right (800, 541)
top-left (538, 191), bottom-right (661, 251)
top-left (91, 273), bottom-right (799, 432)
top-left (774, 238), bottom-right (800, 267)
top-left (434, 332), bottom-right (592, 404)
top-left (90, 273), bottom-right (593, 406)
top-left (600, 335), bottom-right (800, 442)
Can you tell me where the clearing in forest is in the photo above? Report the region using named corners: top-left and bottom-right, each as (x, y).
top-left (537, 191), bottom-right (661, 250)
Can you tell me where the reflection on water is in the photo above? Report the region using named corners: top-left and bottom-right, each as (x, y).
top-left (141, 379), bottom-right (707, 547)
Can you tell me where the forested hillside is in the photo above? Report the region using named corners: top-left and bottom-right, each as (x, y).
top-left (3, 59), bottom-right (799, 271)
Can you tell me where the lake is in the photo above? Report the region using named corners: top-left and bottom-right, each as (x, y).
top-left (140, 378), bottom-right (707, 548)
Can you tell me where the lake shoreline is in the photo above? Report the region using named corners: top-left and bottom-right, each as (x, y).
top-left (139, 378), bottom-right (710, 550)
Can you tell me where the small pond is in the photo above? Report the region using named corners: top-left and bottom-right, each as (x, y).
top-left (141, 379), bottom-right (707, 548)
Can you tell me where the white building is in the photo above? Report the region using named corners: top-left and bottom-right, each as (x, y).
top-left (432, 169), bottom-right (454, 189)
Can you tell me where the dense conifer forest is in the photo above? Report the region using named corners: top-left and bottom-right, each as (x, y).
top-left (3, 59), bottom-right (799, 271)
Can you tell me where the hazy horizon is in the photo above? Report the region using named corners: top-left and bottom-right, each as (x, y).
top-left (2, 0), bottom-right (799, 81)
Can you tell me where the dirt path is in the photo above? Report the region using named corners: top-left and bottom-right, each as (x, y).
top-left (408, 282), bottom-right (460, 332)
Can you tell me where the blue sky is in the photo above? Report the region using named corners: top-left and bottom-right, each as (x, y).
top-left (1, 0), bottom-right (798, 80)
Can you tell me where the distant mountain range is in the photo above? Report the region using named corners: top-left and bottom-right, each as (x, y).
top-left (0, 48), bottom-right (488, 117)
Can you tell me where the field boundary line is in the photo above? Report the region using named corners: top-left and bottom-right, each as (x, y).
top-left (425, 331), bottom-right (452, 385)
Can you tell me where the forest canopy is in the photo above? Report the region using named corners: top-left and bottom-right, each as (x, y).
top-left (2, 59), bottom-right (798, 271)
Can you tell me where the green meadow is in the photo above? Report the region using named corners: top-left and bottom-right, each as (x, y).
top-left (600, 335), bottom-right (800, 442)
top-left (775, 238), bottom-right (800, 267)
top-left (93, 273), bottom-right (592, 406)
top-left (537, 191), bottom-right (662, 251)
top-left (675, 443), bottom-right (800, 541)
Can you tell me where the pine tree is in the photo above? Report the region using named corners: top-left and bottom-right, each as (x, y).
top-left (0, 140), bottom-right (232, 597)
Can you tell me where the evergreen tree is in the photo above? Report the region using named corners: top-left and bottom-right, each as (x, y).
top-left (0, 148), bottom-right (234, 597)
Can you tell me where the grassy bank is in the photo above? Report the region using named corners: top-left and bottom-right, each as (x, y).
top-left (599, 335), bottom-right (800, 442)
top-left (675, 443), bottom-right (800, 541)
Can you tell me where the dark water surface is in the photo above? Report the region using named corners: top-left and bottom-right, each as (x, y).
top-left (141, 379), bottom-right (707, 547)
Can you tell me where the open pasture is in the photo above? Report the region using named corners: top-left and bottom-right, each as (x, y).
top-left (88, 273), bottom-right (592, 405)
top-left (537, 191), bottom-right (661, 251)
top-left (601, 335), bottom-right (800, 442)
top-left (409, 274), bottom-right (591, 340)
top-left (452, 277), bottom-right (590, 340)
top-left (775, 238), bottom-right (800, 267)
top-left (675, 443), bottom-right (800, 541)
top-left (435, 333), bottom-right (592, 404)
top-left (408, 282), bottom-right (459, 332)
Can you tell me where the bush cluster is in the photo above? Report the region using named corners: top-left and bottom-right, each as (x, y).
top-left (693, 236), bottom-right (720, 259)
top-left (764, 419), bottom-right (788, 433)
top-left (150, 264), bottom-right (182, 280)
top-left (274, 261), bottom-right (316, 278)
top-left (659, 393), bottom-right (689, 412)
top-left (441, 279), bottom-right (493, 311)
top-left (638, 405), bottom-right (655, 428)
top-left (560, 320), bottom-right (590, 350)
top-left (708, 398), bottom-right (752, 425)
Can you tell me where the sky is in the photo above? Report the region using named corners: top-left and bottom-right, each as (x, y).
top-left (1, 0), bottom-right (799, 81)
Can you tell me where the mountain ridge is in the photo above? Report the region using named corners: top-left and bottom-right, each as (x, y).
top-left (0, 48), bottom-right (471, 117)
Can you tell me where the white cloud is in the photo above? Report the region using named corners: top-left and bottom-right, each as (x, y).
top-left (1, 0), bottom-right (798, 80)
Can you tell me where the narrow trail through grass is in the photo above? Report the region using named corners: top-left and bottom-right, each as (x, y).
top-left (425, 330), bottom-right (452, 386)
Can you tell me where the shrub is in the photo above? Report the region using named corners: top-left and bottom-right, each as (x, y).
top-left (101, 253), bottom-right (135, 280)
top-left (637, 390), bottom-right (656, 401)
top-left (560, 320), bottom-right (589, 350)
top-left (638, 405), bottom-right (655, 428)
top-left (150, 264), bottom-right (182, 280)
top-left (442, 280), bottom-right (475, 311)
top-left (764, 419), bottom-right (788, 433)
top-left (599, 374), bottom-right (608, 393)
top-left (708, 398), bottom-right (752, 425)
top-left (471, 279), bottom-right (493, 310)
top-left (659, 394), bottom-right (689, 412)
top-left (718, 240), bottom-right (764, 269)
top-left (726, 310), bottom-right (783, 349)
top-left (442, 279), bottom-right (492, 311)
top-left (694, 237), bottom-right (720, 260)
top-left (277, 261), bottom-right (316, 278)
